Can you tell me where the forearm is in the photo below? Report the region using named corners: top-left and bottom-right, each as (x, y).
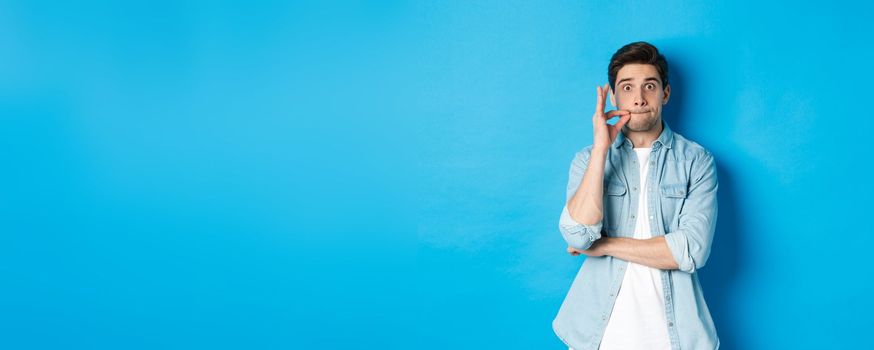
top-left (566, 147), bottom-right (608, 225)
top-left (603, 236), bottom-right (680, 270)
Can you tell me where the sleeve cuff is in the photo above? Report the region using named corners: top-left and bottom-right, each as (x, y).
top-left (664, 231), bottom-right (696, 273)
top-left (559, 205), bottom-right (603, 250)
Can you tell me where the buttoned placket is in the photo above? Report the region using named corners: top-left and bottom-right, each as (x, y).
top-left (627, 145), bottom-right (638, 236)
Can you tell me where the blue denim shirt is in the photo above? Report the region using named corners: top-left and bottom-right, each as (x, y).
top-left (553, 120), bottom-right (720, 350)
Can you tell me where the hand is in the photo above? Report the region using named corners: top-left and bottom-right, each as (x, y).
top-left (592, 83), bottom-right (631, 151)
top-left (567, 238), bottom-right (610, 257)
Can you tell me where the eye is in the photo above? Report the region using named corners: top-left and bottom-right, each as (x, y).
top-left (645, 83), bottom-right (655, 90)
top-left (622, 85), bottom-right (631, 91)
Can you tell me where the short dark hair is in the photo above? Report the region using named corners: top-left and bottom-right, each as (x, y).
top-left (608, 41), bottom-right (669, 91)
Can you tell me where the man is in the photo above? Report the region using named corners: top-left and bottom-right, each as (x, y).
top-left (552, 42), bottom-right (720, 350)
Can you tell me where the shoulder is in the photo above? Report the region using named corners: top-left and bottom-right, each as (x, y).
top-left (670, 132), bottom-right (715, 164)
top-left (575, 145), bottom-right (595, 160)
top-left (671, 133), bottom-right (717, 181)
top-left (569, 144), bottom-right (601, 168)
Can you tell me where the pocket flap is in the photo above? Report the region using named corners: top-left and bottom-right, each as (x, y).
top-left (605, 182), bottom-right (627, 196)
top-left (660, 183), bottom-right (688, 198)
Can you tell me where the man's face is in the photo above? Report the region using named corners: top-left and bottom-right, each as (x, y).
top-left (610, 63), bottom-right (671, 132)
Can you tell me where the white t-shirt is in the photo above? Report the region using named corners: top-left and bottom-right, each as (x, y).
top-left (597, 147), bottom-right (672, 350)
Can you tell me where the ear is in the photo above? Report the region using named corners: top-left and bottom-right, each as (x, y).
top-left (609, 86), bottom-right (616, 107)
top-left (663, 84), bottom-right (671, 105)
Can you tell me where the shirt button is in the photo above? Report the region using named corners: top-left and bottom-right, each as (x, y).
top-left (668, 322), bottom-right (674, 327)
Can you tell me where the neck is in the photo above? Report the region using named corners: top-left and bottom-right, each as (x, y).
top-left (624, 119), bottom-right (664, 148)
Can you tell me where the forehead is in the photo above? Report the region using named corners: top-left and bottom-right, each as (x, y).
top-left (616, 63), bottom-right (660, 82)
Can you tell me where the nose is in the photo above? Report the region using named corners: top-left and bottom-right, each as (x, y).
top-left (634, 90), bottom-right (647, 108)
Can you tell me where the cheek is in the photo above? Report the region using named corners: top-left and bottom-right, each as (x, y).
top-left (615, 96), bottom-right (631, 107)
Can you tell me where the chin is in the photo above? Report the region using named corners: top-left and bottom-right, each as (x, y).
top-left (628, 119), bottom-right (658, 132)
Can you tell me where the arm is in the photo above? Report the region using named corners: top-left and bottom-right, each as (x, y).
top-left (558, 148), bottom-right (606, 250)
top-left (599, 236), bottom-right (679, 270)
top-left (559, 84), bottom-right (630, 250)
top-left (566, 147), bottom-right (609, 226)
top-left (568, 151), bottom-right (718, 273)
top-left (662, 151), bottom-right (719, 273)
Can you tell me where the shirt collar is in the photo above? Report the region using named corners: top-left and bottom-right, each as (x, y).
top-left (612, 118), bottom-right (674, 150)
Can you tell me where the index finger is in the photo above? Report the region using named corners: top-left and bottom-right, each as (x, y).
top-left (595, 84), bottom-right (606, 114)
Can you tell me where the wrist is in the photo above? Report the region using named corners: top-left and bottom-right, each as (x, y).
top-left (592, 146), bottom-right (609, 157)
top-left (600, 237), bottom-right (616, 256)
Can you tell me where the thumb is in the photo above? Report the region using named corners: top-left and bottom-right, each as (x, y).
top-left (614, 113), bottom-right (631, 129)
top-left (610, 114), bottom-right (631, 139)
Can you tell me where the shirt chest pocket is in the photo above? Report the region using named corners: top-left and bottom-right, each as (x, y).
top-left (603, 182), bottom-right (627, 232)
top-left (659, 183), bottom-right (688, 231)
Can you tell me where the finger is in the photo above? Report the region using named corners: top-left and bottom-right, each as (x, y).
top-left (605, 110), bottom-right (630, 118)
top-left (601, 109), bottom-right (629, 123)
top-left (609, 114), bottom-right (631, 140)
top-left (602, 83), bottom-right (610, 108)
top-left (595, 85), bottom-right (605, 114)
top-left (612, 113), bottom-right (631, 130)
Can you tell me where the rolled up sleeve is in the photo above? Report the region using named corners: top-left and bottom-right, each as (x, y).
top-left (560, 204), bottom-right (603, 250)
top-left (664, 151), bottom-right (719, 273)
top-left (558, 148), bottom-right (603, 250)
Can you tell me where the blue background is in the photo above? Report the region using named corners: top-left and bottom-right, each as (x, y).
top-left (1, 1), bottom-right (871, 349)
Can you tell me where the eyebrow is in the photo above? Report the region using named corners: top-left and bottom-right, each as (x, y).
top-left (617, 77), bottom-right (661, 85)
